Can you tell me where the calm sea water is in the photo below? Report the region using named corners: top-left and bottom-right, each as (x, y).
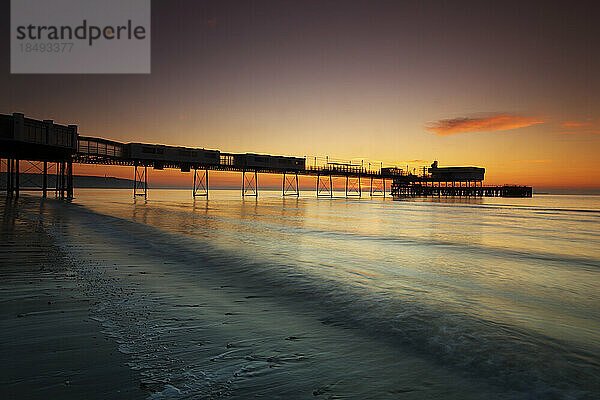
top-left (7, 189), bottom-right (600, 399)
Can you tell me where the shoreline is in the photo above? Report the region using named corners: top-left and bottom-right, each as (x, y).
top-left (0, 198), bottom-right (144, 399)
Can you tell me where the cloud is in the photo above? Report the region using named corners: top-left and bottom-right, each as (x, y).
top-left (555, 119), bottom-right (600, 135)
top-left (425, 113), bottom-right (543, 136)
top-left (513, 159), bottom-right (552, 163)
top-left (555, 130), bottom-right (600, 135)
top-left (561, 121), bottom-right (592, 128)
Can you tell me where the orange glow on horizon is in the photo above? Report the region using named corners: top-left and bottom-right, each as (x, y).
top-left (72, 161), bottom-right (600, 191)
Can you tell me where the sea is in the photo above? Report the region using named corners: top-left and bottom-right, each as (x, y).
top-left (4, 189), bottom-right (600, 399)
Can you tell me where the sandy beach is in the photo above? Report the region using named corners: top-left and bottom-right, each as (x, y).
top-left (0, 197), bottom-right (144, 399)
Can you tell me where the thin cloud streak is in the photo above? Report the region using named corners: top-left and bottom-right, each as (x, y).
top-left (555, 130), bottom-right (600, 135)
top-left (561, 121), bottom-right (592, 128)
top-left (513, 159), bottom-right (552, 163)
top-left (426, 113), bottom-right (543, 136)
top-left (555, 119), bottom-right (600, 135)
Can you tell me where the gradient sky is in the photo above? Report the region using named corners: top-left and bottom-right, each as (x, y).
top-left (2, 1), bottom-right (599, 189)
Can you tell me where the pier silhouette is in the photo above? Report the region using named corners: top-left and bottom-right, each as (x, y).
top-left (1, 113), bottom-right (532, 199)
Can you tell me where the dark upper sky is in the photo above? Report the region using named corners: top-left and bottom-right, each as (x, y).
top-left (1, 0), bottom-right (599, 187)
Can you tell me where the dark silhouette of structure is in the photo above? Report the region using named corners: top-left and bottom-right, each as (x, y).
top-left (0, 113), bottom-right (532, 199)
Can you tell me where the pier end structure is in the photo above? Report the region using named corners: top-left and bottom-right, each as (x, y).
top-left (388, 161), bottom-right (532, 198)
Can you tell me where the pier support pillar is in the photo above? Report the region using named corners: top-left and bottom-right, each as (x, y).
top-left (370, 177), bottom-right (386, 197)
top-left (6, 158), bottom-right (12, 197)
top-left (316, 174), bottom-right (333, 198)
top-left (345, 175), bottom-right (361, 198)
top-left (15, 159), bottom-right (20, 198)
top-left (59, 161), bottom-right (65, 199)
top-left (58, 162), bottom-right (62, 199)
top-left (42, 161), bottom-right (47, 198)
top-left (134, 163), bottom-right (148, 199)
top-left (242, 169), bottom-right (258, 197)
top-left (282, 171), bottom-right (299, 196)
top-left (193, 167), bottom-right (209, 198)
top-left (0, 159), bottom-right (3, 194)
top-left (66, 161), bottom-right (73, 199)
top-left (55, 162), bottom-right (60, 198)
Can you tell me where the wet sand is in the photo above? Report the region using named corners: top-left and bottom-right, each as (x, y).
top-left (0, 198), bottom-right (144, 399)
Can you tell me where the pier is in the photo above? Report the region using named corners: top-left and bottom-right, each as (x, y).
top-left (0, 113), bottom-right (532, 199)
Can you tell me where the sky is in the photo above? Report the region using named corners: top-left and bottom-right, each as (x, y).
top-left (1, 0), bottom-right (599, 190)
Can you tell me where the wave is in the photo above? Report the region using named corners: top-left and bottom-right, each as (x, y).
top-left (401, 199), bottom-right (600, 215)
top-left (90, 197), bottom-right (600, 270)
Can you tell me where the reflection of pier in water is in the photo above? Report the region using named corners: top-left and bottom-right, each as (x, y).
top-left (0, 113), bottom-right (532, 199)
